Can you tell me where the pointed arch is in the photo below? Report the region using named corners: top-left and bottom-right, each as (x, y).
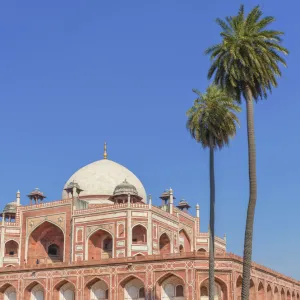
top-left (24, 281), bottom-right (45, 300)
top-left (85, 278), bottom-right (109, 300)
top-left (258, 282), bottom-right (265, 300)
top-left (292, 292), bottom-right (296, 300)
top-left (120, 275), bottom-right (145, 300)
top-left (267, 284), bottom-right (272, 300)
top-left (156, 273), bottom-right (185, 300)
top-left (0, 283), bottom-right (17, 300)
top-left (132, 224), bottom-right (147, 244)
top-left (86, 228), bottom-right (114, 260)
top-left (178, 229), bottom-right (191, 252)
top-left (200, 276), bottom-right (228, 300)
top-left (4, 240), bottom-right (19, 257)
top-left (54, 280), bottom-right (75, 300)
top-left (281, 288), bottom-right (286, 300)
top-left (26, 221), bottom-right (65, 264)
top-left (236, 275), bottom-right (242, 300)
top-left (287, 290), bottom-right (292, 300)
top-left (159, 233), bottom-right (171, 255)
top-left (274, 286), bottom-right (280, 300)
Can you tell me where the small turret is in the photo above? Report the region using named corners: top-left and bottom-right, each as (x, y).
top-left (64, 181), bottom-right (83, 198)
top-left (111, 179), bottom-right (142, 204)
top-left (27, 188), bottom-right (46, 205)
top-left (176, 198), bottom-right (191, 212)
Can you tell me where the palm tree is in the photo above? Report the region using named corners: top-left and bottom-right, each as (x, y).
top-left (205, 5), bottom-right (288, 300)
top-left (186, 85), bottom-right (240, 300)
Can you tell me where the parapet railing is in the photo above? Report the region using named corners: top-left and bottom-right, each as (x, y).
top-left (0, 252), bottom-right (299, 285)
top-left (20, 199), bottom-right (71, 210)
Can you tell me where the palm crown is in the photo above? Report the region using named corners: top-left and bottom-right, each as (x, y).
top-left (206, 5), bottom-right (288, 101)
top-left (186, 85), bottom-right (240, 149)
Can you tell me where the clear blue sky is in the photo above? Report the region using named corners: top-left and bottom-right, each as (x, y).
top-left (0, 0), bottom-right (299, 278)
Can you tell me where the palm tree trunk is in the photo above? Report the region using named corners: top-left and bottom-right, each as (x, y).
top-left (209, 140), bottom-right (215, 300)
top-left (241, 86), bottom-right (257, 300)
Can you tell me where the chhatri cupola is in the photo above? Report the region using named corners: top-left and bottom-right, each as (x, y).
top-left (27, 188), bottom-right (46, 204)
top-left (111, 179), bottom-right (142, 204)
top-left (177, 198), bottom-right (191, 212)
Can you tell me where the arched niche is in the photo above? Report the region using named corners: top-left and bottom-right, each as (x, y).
top-left (258, 282), bottom-right (265, 300)
top-left (25, 281), bottom-right (45, 300)
top-left (267, 284), bottom-right (272, 300)
top-left (200, 277), bottom-right (228, 300)
top-left (0, 284), bottom-right (17, 300)
top-left (27, 221), bottom-right (64, 264)
top-left (132, 225), bottom-right (147, 244)
top-left (274, 287), bottom-right (280, 300)
top-left (159, 233), bottom-right (171, 255)
top-left (54, 281), bottom-right (75, 300)
top-left (5, 240), bottom-right (19, 257)
top-left (88, 229), bottom-right (113, 260)
top-left (178, 229), bottom-right (191, 252)
top-left (88, 279), bottom-right (108, 300)
top-left (157, 274), bottom-right (185, 300)
top-left (121, 276), bottom-right (145, 300)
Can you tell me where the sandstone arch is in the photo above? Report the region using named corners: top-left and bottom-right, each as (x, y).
top-left (120, 276), bottom-right (145, 300)
top-left (5, 240), bottom-right (19, 257)
top-left (27, 221), bottom-right (64, 264)
top-left (24, 281), bottom-right (45, 300)
top-left (178, 229), bottom-right (191, 252)
top-left (54, 280), bottom-right (75, 300)
top-left (132, 225), bottom-right (147, 244)
top-left (159, 233), bottom-right (171, 255)
top-left (156, 273), bottom-right (185, 300)
top-left (0, 284), bottom-right (17, 300)
top-left (200, 277), bottom-right (228, 300)
top-left (88, 229), bottom-right (113, 260)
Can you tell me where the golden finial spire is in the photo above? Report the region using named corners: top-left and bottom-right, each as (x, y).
top-left (103, 142), bottom-right (108, 159)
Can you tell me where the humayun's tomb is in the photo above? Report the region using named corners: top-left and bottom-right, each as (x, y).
top-left (0, 144), bottom-right (299, 300)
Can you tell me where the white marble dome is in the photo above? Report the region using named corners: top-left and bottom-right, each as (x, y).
top-left (62, 159), bottom-right (147, 203)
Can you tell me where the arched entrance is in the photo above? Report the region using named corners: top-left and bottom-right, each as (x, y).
top-left (24, 282), bottom-right (45, 300)
top-left (59, 282), bottom-right (75, 300)
top-left (200, 278), bottom-right (228, 300)
top-left (0, 284), bottom-right (16, 300)
top-left (88, 229), bottom-right (113, 260)
top-left (121, 277), bottom-right (145, 300)
top-left (88, 279), bottom-right (108, 300)
top-left (274, 287), bottom-right (280, 300)
top-left (54, 281), bottom-right (75, 300)
top-left (159, 233), bottom-right (171, 255)
top-left (157, 274), bottom-right (184, 300)
top-left (178, 229), bottom-right (191, 252)
top-left (27, 221), bottom-right (64, 264)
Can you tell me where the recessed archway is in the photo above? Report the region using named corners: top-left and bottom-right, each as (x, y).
top-left (5, 241), bottom-right (19, 257)
top-left (178, 229), bottom-right (191, 252)
top-left (132, 225), bottom-right (147, 244)
top-left (121, 276), bottom-right (145, 300)
top-left (267, 284), bottom-right (272, 300)
top-left (274, 286), bottom-right (279, 300)
top-left (0, 283), bottom-right (17, 300)
top-left (159, 233), bottom-right (171, 255)
top-left (88, 229), bottom-right (113, 260)
top-left (27, 221), bottom-right (64, 264)
top-left (200, 277), bottom-right (228, 300)
top-left (54, 280), bottom-right (75, 300)
top-left (85, 278), bottom-right (109, 300)
top-left (156, 273), bottom-right (185, 300)
top-left (258, 282), bottom-right (265, 300)
top-left (24, 281), bottom-right (45, 300)
top-left (287, 290), bottom-right (292, 300)
top-left (281, 288), bottom-right (286, 300)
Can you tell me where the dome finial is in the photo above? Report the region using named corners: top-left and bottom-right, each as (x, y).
top-left (103, 142), bottom-right (108, 159)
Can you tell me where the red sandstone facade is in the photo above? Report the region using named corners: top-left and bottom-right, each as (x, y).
top-left (0, 154), bottom-right (299, 300)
